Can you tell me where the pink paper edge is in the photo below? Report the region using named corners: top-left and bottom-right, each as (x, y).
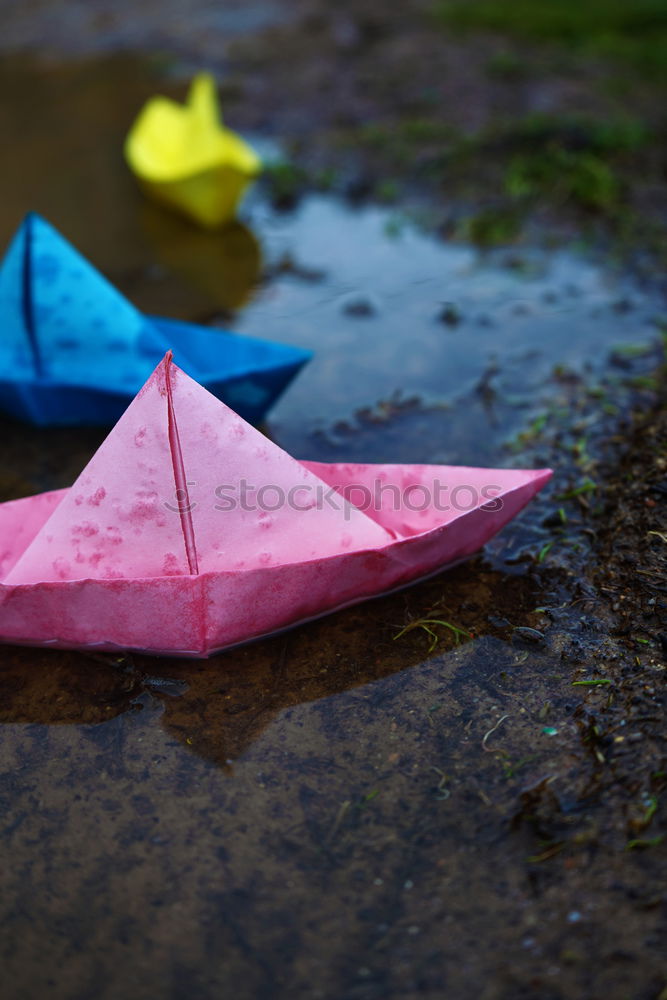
top-left (0, 551), bottom-right (475, 659)
top-left (0, 469), bottom-right (553, 657)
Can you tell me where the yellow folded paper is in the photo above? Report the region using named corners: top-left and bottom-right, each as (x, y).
top-left (125, 73), bottom-right (261, 228)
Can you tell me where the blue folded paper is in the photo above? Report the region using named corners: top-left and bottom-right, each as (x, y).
top-left (0, 213), bottom-right (311, 426)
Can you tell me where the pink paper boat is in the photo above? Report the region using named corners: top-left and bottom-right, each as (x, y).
top-left (0, 356), bottom-right (551, 657)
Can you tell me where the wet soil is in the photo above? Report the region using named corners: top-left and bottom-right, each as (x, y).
top-left (0, 3), bottom-right (665, 999)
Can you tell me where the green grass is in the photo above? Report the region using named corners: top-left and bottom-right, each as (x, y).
top-left (626, 834), bottom-right (664, 850)
top-left (537, 541), bottom-right (555, 564)
top-left (262, 160), bottom-right (310, 207)
top-left (460, 207), bottom-right (522, 246)
top-left (507, 149), bottom-right (612, 209)
top-left (498, 114), bottom-right (648, 211)
top-left (434, 0), bottom-right (667, 80)
top-left (497, 113), bottom-right (649, 154)
top-left (393, 617), bottom-right (472, 653)
top-left (341, 108), bottom-right (650, 245)
top-left (486, 50), bottom-right (527, 80)
top-left (555, 478), bottom-right (598, 501)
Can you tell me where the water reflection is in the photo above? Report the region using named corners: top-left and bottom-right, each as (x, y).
top-left (0, 416), bottom-right (106, 497)
top-left (0, 52), bottom-right (229, 320)
top-left (248, 196), bottom-right (662, 459)
top-left (0, 559), bottom-right (548, 767)
top-left (0, 648), bottom-right (137, 726)
top-left (140, 204), bottom-right (262, 315)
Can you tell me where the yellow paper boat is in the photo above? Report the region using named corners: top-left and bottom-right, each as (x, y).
top-left (125, 73), bottom-right (261, 228)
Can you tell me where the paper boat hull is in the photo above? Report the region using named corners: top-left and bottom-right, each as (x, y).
top-left (124, 74), bottom-right (261, 229)
top-left (0, 466), bottom-right (551, 657)
top-left (0, 213), bottom-right (308, 427)
top-left (0, 319), bottom-right (310, 427)
top-left (137, 166), bottom-right (255, 229)
top-left (0, 379), bottom-right (134, 427)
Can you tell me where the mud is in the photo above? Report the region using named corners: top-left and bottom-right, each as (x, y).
top-left (0, 3), bottom-right (665, 999)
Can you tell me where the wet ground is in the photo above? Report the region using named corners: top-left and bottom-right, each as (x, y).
top-left (0, 6), bottom-right (665, 1000)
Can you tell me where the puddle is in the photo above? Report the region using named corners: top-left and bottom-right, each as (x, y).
top-left (246, 195), bottom-right (662, 462)
top-left (0, 51), bottom-right (664, 1000)
top-left (0, 54), bottom-right (660, 472)
top-left (0, 56), bottom-right (660, 763)
top-left (0, 53), bottom-right (265, 317)
top-left (0, 51), bottom-right (659, 766)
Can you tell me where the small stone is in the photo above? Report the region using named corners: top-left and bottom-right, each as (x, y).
top-left (343, 296), bottom-right (376, 317)
top-left (437, 302), bottom-right (461, 326)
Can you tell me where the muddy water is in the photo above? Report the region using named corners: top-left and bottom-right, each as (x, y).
top-left (0, 55), bottom-right (664, 1000)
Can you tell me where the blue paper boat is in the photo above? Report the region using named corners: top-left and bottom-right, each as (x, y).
top-left (0, 213), bottom-right (311, 426)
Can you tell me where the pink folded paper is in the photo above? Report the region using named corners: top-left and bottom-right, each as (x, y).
top-left (0, 355), bottom-right (551, 656)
